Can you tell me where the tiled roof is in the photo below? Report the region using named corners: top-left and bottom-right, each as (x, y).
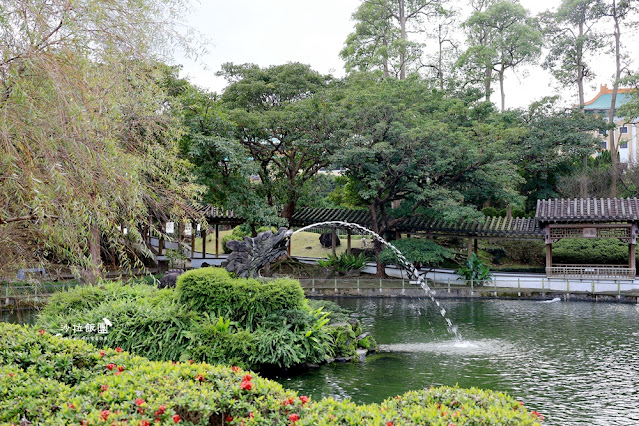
top-left (290, 208), bottom-right (543, 239)
top-left (197, 205), bottom-right (244, 225)
top-left (535, 198), bottom-right (639, 223)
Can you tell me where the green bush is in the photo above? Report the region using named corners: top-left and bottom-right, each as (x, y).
top-left (317, 252), bottom-right (370, 273)
top-left (176, 268), bottom-right (306, 328)
top-left (37, 271), bottom-right (338, 370)
top-left (481, 206), bottom-right (499, 217)
top-left (379, 238), bottom-right (454, 269)
top-left (553, 238), bottom-right (633, 265)
top-left (457, 253), bottom-right (493, 286)
top-left (0, 323), bottom-right (544, 425)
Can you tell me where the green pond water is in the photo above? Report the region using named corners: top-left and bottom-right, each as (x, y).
top-left (273, 297), bottom-right (639, 426)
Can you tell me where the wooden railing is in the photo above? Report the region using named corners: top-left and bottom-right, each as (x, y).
top-left (546, 265), bottom-right (636, 279)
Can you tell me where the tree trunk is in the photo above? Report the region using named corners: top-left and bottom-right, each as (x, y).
top-left (369, 204), bottom-right (387, 277)
top-left (484, 66), bottom-right (492, 102)
top-left (280, 200), bottom-right (296, 224)
top-left (499, 66), bottom-right (505, 111)
top-left (609, 4), bottom-right (621, 198)
top-left (577, 20), bottom-right (585, 108)
top-left (399, 0), bottom-right (407, 80)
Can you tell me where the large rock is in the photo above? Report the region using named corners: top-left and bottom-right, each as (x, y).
top-left (225, 227), bottom-right (293, 278)
top-left (158, 269), bottom-right (184, 289)
top-left (319, 232), bottom-right (340, 248)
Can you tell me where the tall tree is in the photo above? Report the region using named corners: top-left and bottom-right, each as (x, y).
top-left (541, 0), bottom-right (606, 107)
top-left (341, 0), bottom-right (444, 79)
top-left (459, 0), bottom-right (542, 110)
top-left (218, 63), bottom-right (336, 223)
top-left (420, 10), bottom-right (461, 90)
top-left (604, 0), bottom-right (635, 197)
top-left (331, 73), bottom-right (522, 276)
top-left (0, 0), bottom-right (198, 280)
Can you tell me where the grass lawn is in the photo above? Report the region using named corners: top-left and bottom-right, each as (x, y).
top-left (191, 230), bottom-right (367, 259)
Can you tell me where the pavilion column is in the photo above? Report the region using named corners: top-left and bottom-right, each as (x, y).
top-left (159, 223), bottom-right (165, 256)
top-left (347, 229), bottom-right (352, 255)
top-left (630, 223), bottom-right (637, 277)
top-left (215, 224), bottom-right (219, 258)
top-left (544, 225), bottom-right (552, 276)
top-left (201, 228), bottom-right (207, 259)
top-left (331, 227), bottom-right (337, 256)
top-left (190, 222), bottom-right (195, 259)
top-left (467, 238), bottom-right (473, 258)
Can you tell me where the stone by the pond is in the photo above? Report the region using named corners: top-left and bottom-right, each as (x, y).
top-left (335, 356), bottom-right (351, 363)
top-left (356, 349), bottom-right (368, 361)
top-left (319, 232), bottom-right (340, 248)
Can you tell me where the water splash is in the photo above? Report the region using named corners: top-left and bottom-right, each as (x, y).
top-left (293, 221), bottom-right (462, 341)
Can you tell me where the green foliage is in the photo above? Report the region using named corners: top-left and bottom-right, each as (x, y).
top-left (553, 238), bottom-right (633, 265)
top-left (327, 323), bottom-right (358, 358)
top-left (457, 253), bottom-right (493, 285)
top-left (37, 271), bottom-right (344, 370)
top-left (176, 268), bottom-right (306, 329)
top-left (482, 206), bottom-right (499, 217)
top-left (379, 238), bottom-right (454, 269)
top-left (317, 252), bottom-right (371, 273)
top-left (0, 323), bottom-right (543, 425)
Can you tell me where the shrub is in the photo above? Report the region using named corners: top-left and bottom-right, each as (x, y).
top-left (553, 238), bottom-right (632, 265)
top-left (176, 268), bottom-right (306, 328)
top-left (499, 240), bottom-right (546, 265)
top-left (0, 323), bottom-right (544, 425)
top-left (317, 252), bottom-right (370, 273)
top-left (379, 238), bottom-right (454, 269)
top-left (482, 206), bottom-right (499, 217)
top-left (37, 272), bottom-right (337, 370)
top-left (457, 253), bottom-right (493, 286)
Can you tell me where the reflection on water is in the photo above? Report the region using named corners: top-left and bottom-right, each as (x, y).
top-left (275, 298), bottom-right (639, 426)
top-left (0, 308), bottom-right (39, 325)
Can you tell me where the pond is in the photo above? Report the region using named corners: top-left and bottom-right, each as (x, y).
top-left (274, 297), bottom-right (639, 426)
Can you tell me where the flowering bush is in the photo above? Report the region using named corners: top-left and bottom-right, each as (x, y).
top-left (0, 323), bottom-right (544, 425)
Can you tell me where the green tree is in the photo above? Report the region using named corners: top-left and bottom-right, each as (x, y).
top-left (0, 0), bottom-right (198, 280)
top-left (379, 238), bottom-right (454, 269)
top-left (218, 63), bottom-right (336, 223)
top-left (540, 0), bottom-right (606, 107)
top-left (165, 72), bottom-right (282, 231)
top-left (341, 0), bottom-right (445, 79)
top-left (331, 73), bottom-right (522, 276)
top-left (458, 0), bottom-right (542, 110)
top-left (513, 98), bottom-right (604, 210)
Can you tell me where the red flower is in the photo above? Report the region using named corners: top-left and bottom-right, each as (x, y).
top-left (101, 384), bottom-right (109, 391)
top-left (288, 413), bottom-right (300, 423)
top-left (299, 396), bottom-right (309, 404)
top-left (188, 360), bottom-right (194, 365)
top-left (8, 373), bottom-right (14, 378)
top-left (172, 414), bottom-right (181, 423)
top-left (38, 329), bottom-right (45, 335)
top-left (243, 374), bottom-right (252, 382)
top-left (115, 347), bottom-right (123, 353)
top-left (171, 361), bottom-right (177, 365)
top-left (155, 405), bottom-right (166, 415)
top-left (118, 365), bottom-right (125, 372)
top-left (101, 410), bottom-right (110, 420)
top-left (248, 412), bottom-right (254, 419)
top-left (135, 398), bottom-right (146, 406)
top-left (115, 371), bottom-right (122, 376)
top-left (386, 422), bottom-right (394, 426)
top-left (68, 403), bottom-right (75, 409)
top-left (195, 373), bottom-right (205, 382)
top-left (231, 366), bottom-right (240, 372)
top-left (240, 380), bottom-right (253, 390)
top-left (139, 421), bottom-right (151, 426)
top-left (81, 421), bottom-right (88, 426)
top-left (99, 350), bottom-right (106, 358)
top-left (531, 410), bottom-right (545, 421)
top-left (106, 363), bottom-right (115, 370)
top-left (225, 415), bottom-right (234, 422)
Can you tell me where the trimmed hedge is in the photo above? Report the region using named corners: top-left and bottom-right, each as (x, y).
top-left (0, 323), bottom-right (544, 425)
top-left (177, 268), bottom-right (306, 329)
top-left (553, 238), bottom-right (635, 265)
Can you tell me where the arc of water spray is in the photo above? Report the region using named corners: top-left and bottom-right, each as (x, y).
top-left (292, 221), bottom-right (461, 340)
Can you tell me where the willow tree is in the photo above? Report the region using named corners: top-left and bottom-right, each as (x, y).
top-left (0, 0), bottom-right (199, 281)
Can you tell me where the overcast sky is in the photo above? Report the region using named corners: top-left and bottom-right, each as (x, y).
top-left (175, 0), bottom-right (623, 110)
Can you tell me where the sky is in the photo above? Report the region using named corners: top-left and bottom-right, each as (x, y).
top-left (174, 0), bottom-right (622, 110)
